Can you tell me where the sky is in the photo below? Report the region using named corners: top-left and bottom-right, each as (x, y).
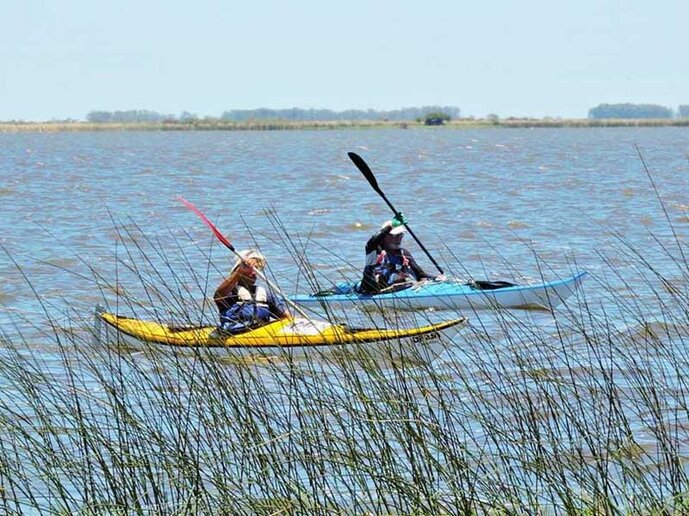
top-left (0, 0), bottom-right (687, 121)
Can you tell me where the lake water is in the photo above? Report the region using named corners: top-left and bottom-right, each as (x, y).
top-left (1, 127), bottom-right (688, 333)
top-left (2, 127), bottom-right (689, 509)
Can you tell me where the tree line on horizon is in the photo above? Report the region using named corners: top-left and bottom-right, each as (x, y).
top-left (588, 103), bottom-right (689, 119)
top-left (85, 106), bottom-right (462, 123)
top-left (81, 104), bottom-right (689, 123)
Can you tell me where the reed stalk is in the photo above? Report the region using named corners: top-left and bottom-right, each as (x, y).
top-left (0, 158), bottom-right (688, 513)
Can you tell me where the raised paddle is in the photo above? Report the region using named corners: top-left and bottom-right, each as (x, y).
top-left (347, 152), bottom-right (445, 275)
top-left (178, 196), bottom-right (316, 322)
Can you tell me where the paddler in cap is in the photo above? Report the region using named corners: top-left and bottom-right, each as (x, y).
top-left (359, 213), bottom-right (445, 294)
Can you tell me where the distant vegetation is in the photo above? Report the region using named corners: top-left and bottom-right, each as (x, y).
top-left (588, 103), bottom-right (674, 119)
top-left (220, 106), bottom-right (460, 122)
top-left (82, 104), bottom-right (689, 124)
top-left (5, 104), bottom-right (689, 128)
top-left (7, 103), bottom-right (689, 127)
top-left (421, 112), bottom-right (452, 125)
top-left (86, 110), bottom-right (176, 123)
top-left (3, 117), bottom-right (689, 133)
top-left (83, 106), bottom-right (461, 124)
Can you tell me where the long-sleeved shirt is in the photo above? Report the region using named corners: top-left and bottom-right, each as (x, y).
top-left (359, 226), bottom-right (433, 294)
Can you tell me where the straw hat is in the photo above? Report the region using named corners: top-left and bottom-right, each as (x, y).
top-left (231, 249), bottom-right (266, 274)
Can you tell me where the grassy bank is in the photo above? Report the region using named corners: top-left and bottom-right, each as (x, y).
top-left (2, 117), bottom-right (689, 132)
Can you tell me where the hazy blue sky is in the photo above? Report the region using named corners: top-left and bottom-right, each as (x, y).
top-left (1, 0), bottom-right (686, 120)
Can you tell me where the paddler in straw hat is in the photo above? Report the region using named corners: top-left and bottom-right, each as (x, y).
top-left (359, 213), bottom-right (445, 294)
top-left (214, 249), bottom-right (290, 333)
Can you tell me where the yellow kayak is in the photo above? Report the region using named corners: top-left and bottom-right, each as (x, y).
top-left (95, 307), bottom-right (466, 359)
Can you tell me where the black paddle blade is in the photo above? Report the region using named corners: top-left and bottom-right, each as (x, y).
top-left (347, 152), bottom-right (444, 275)
top-left (348, 152), bottom-right (381, 193)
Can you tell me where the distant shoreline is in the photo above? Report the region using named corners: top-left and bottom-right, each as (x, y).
top-left (1, 118), bottom-right (688, 132)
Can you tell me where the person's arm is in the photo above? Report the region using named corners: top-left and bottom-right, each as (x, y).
top-left (364, 212), bottom-right (408, 254)
top-left (360, 227), bottom-right (391, 294)
top-left (360, 265), bottom-right (381, 294)
top-left (214, 262), bottom-right (252, 312)
top-left (405, 250), bottom-right (433, 281)
top-left (267, 290), bottom-right (291, 319)
top-left (406, 250), bottom-right (445, 281)
top-left (364, 225), bottom-right (390, 255)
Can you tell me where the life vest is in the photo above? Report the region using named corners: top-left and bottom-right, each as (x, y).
top-left (219, 285), bottom-right (273, 333)
top-left (373, 250), bottom-right (414, 286)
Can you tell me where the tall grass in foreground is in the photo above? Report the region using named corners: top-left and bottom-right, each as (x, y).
top-left (1, 209), bottom-right (689, 514)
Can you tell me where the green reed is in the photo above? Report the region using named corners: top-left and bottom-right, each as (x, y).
top-left (0, 178), bottom-right (688, 513)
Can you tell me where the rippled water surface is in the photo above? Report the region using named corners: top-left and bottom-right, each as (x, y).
top-left (2, 127), bottom-right (688, 331)
top-left (2, 127), bottom-right (689, 509)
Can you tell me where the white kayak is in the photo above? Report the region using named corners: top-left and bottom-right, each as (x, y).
top-left (290, 272), bottom-right (588, 312)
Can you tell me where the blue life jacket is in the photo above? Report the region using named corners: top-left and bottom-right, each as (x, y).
top-left (219, 285), bottom-right (273, 334)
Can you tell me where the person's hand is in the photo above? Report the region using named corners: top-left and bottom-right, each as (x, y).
top-left (435, 274), bottom-right (446, 282)
top-left (391, 212), bottom-right (408, 228)
top-left (244, 257), bottom-right (265, 270)
top-left (237, 261), bottom-right (256, 277)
